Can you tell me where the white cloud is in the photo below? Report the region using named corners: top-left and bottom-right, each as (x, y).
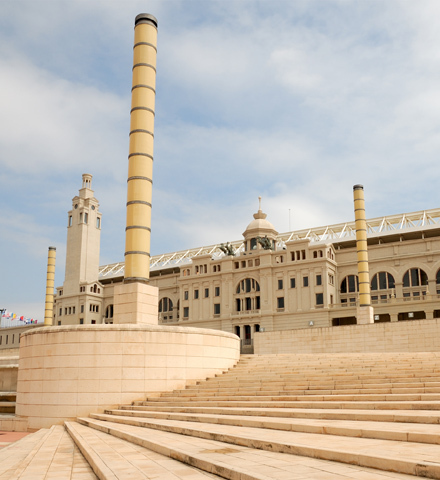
top-left (0, 56), bottom-right (128, 176)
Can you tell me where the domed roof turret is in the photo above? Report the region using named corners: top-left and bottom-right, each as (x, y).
top-left (243, 197), bottom-right (278, 241)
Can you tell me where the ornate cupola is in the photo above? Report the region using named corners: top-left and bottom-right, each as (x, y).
top-left (242, 197), bottom-right (278, 252)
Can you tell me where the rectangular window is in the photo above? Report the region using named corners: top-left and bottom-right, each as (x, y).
top-left (72, 306), bottom-right (75, 314)
top-left (277, 279), bottom-right (283, 290)
top-left (81, 305), bottom-right (84, 313)
top-left (79, 212), bottom-right (83, 223)
top-left (194, 289), bottom-right (199, 299)
top-left (290, 278), bottom-right (296, 288)
top-left (69, 215), bottom-right (72, 227)
top-left (84, 213), bottom-right (88, 224)
top-left (65, 308), bottom-right (67, 315)
top-left (59, 308), bottom-right (62, 316)
top-left (316, 293), bottom-right (324, 305)
top-left (214, 304), bottom-right (220, 315)
top-left (277, 297), bottom-right (285, 309)
top-left (97, 217), bottom-right (101, 229)
top-left (184, 291), bottom-right (189, 300)
top-left (183, 307), bottom-right (189, 318)
top-left (316, 275), bottom-right (322, 286)
top-left (303, 276), bottom-right (309, 287)
top-left (80, 319), bottom-right (84, 325)
top-left (215, 286), bottom-right (220, 297)
top-left (204, 288), bottom-right (209, 298)
top-left (234, 262), bottom-right (239, 269)
top-left (302, 250), bottom-right (306, 260)
top-left (328, 274), bottom-right (334, 285)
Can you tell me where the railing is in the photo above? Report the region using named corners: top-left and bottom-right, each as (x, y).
top-left (329, 293), bottom-right (440, 309)
top-left (234, 310), bottom-right (261, 316)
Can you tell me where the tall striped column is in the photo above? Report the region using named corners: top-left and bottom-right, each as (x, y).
top-left (353, 185), bottom-right (374, 324)
top-left (44, 246), bottom-right (56, 326)
top-left (124, 13), bottom-right (158, 283)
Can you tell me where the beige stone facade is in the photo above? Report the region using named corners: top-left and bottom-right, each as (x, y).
top-left (55, 177), bottom-right (440, 352)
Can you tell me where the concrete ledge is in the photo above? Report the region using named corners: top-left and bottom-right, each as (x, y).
top-left (15, 325), bottom-right (240, 430)
top-left (255, 318), bottom-right (440, 355)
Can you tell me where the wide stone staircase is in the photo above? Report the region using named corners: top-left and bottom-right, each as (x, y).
top-left (4, 352), bottom-right (440, 479)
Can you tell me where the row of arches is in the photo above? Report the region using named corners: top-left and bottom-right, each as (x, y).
top-left (340, 268), bottom-right (440, 294)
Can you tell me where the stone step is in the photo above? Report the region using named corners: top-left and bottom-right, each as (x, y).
top-left (0, 425), bottom-right (97, 479)
top-left (0, 394), bottom-right (15, 402)
top-left (134, 399), bottom-right (440, 410)
top-left (0, 402), bottom-right (15, 415)
top-left (0, 428), bottom-right (49, 479)
top-left (190, 379), bottom-right (440, 389)
top-left (78, 417), bottom-right (421, 480)
top-left (144, 392), bottom-right (440, 403)
top-left (65, 421), bottom-right (223, 479)
top-left (97, 410), bottom-right (440, 444)
top-left (159, 386), bottom-right (440, 397)
top-left (79, 416), bottom-right (440, 478)
top-left (117, 405), bottom-right (440, 424)
top-left (208, 371), bottom-right (440, 380)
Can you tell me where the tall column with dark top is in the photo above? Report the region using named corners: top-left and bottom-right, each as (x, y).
top-left (114, 14), bottom-right (159, 324)
top-left (125, 13), bottom-right (157, 283)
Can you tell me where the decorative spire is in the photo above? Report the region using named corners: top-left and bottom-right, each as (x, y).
top-left (254, 196), bottom-right (267, 220)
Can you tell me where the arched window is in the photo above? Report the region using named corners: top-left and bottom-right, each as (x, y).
top-left (159, 297), bottom-right (173, 313)
top-left (403, 268), bottom-right (428, 288)
top-left (340, 275), bottom-right (359, 294)
top-left (236, 278), bottom-right (260, 294)
top-left (235, 278), bottom-right (260, 312)
top-left (371, 272), bottom-right (395, 290)
top-left (371, 272), bottom-right (395, 304)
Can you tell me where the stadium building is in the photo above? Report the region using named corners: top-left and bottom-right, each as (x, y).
top-left (53, 174), bottom-right (440, 352)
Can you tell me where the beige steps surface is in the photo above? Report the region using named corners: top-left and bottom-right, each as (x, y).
top-left (134, 399), bottom-right (440, 410)
top-left (78, 417), bottom-right (420, 480)
top-left (118, 405), bottom-right (440, 424)
top-left (0, 425), bottom-right (97, 479)
top-left (146, 393), bottom-right (440, 402)
top-left (65, 421), bottom-right (223, 479)
top-left (7, 351), bottom-right (440, 478)
top-left (100, 409), bottom-right (440, 444)
top-left (79, 415), bottom-right (440, 477)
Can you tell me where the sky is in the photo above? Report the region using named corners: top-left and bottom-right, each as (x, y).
top-left (1, 0), bottom-right (440, 321)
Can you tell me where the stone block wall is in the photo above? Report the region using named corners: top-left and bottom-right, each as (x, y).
top-left (255, 318), bottom-right (440, 355)
top-left (16, 324), bottom-right (240, 430)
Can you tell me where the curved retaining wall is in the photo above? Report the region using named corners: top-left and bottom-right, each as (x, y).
top-left (16, 325), bottom-right (240, 430)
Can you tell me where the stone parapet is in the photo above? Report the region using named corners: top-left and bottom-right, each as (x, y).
top-left (15, 324), bottom-right (240, 430)
top-left (255, 318), bottom-right (440, 355)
